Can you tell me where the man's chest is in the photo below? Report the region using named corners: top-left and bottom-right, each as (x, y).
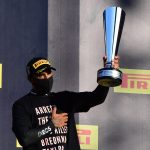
top-left (29, 97), bottom-right (68, 150)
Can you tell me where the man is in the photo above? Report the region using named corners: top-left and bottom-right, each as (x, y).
top-left (12, 56), bottom-right (119, 150)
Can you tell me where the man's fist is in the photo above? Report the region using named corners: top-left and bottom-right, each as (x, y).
top-left (51, 106), bottom-right (68, 128)
top-left (103, 56), bottom-right (120, 69)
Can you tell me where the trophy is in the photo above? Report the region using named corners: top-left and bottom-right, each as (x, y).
top-left (97, 6), bottom-right (126, 87)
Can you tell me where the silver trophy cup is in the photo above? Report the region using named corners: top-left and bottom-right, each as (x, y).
top-left (97, 6), bottom-right (126, 87)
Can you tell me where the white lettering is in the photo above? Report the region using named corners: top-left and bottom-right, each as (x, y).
top-left (38, 126), bottom-right (52, 137)
top-left (38, 116), bottom-right (49, 125)
top-left (35, 108), bottom-right (40, 115)
top-left (54, 126), bottom-right (68, 134)
top-left (42, 145), bottom-right (64, 150)
top-left (35, 105), bottom-right (52, 115)
top-left (41, 136), bottom-right (67, 146)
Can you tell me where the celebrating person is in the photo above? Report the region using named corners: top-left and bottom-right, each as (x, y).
top-left (12, 56), bottom-right (119, 150)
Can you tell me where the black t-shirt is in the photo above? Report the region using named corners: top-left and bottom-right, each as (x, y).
top-left (12, 85), bottom-right (109, 150)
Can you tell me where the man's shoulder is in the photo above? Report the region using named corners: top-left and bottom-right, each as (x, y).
top-left (52, 90), bottom-right (77, 96)
top-left (13, 93), bottom-right (31, 107)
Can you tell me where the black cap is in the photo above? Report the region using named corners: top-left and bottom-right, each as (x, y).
top-left (26, 57), bottom-right (56, 77)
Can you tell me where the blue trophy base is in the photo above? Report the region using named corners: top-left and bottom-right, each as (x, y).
top-left (97, 68), bottom-right (122, 87)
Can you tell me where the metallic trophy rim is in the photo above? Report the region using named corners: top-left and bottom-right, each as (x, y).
top-left (97, 68), bottom-right (122, 87)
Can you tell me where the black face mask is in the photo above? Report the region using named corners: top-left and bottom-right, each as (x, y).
top-left (33, 77), bottom-right (53, 95)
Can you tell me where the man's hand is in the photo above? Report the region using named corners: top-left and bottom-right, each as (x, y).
top-left (103, 56), bottom-right (120, 69)
top-left (51, 107), bottom-right (68, 128)
top-left (112, 56), bottom-right (120, 69)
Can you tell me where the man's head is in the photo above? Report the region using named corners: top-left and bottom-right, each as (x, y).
top-left (26, 57), bottom-right (56, 94)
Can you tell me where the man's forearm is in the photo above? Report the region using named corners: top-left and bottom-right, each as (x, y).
top-left (13, 121), bottom-right (55, 147)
